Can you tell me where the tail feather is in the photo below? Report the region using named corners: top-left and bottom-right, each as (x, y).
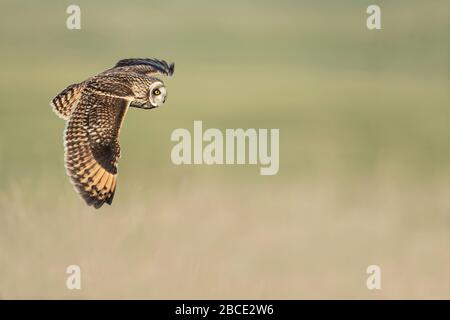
top-left (50, 82), bottom-right (84, 120)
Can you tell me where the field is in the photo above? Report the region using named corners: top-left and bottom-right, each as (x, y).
top-left (0, 0), bottom-right (449, 299)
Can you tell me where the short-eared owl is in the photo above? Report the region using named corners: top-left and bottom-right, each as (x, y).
top-left (50, 58), bottom-right (175, 209)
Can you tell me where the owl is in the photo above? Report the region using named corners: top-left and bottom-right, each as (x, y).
top-left (50, 58), bottom-right (175, 208)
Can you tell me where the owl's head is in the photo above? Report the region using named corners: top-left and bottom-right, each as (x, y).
top-left (148, 81), bottom-right (167, 108)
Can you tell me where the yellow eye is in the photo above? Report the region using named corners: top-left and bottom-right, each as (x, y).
top-left (153, 89), bottom-right (161, 95)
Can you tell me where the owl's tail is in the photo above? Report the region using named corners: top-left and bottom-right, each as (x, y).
top-left (50, 82), bottom-right (85, 120)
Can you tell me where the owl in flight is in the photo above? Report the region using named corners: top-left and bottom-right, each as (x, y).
top-left (50, 58), bottom-right (175, 209)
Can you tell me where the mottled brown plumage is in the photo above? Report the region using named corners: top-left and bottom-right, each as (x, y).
top-left (50, 58), bottom-right (174, 208)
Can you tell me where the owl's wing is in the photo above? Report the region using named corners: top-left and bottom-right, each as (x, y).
top-left (103, 58), bottom-right (175, 77)
top-left (65, 90), bottom-right (131, 208)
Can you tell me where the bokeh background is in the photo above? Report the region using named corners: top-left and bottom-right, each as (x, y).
top-left (0, 0), bottom-right (449, 299)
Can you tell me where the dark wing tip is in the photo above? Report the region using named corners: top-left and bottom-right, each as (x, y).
top-left (76, 187), bottom-right (104, 209)
top-left (78, 185), bottom-right (115, 209)
top-left (105, 190), bottom-right (115, 205)
top-left (93, 201), bottom-right (105, 209)
top-left (168, 62), bottom-right (175, 76)
top-left (114, 58), bottom-right (175, 76)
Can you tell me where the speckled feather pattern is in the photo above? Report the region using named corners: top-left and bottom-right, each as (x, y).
top-left (51, 58), bottom-right (174, 208)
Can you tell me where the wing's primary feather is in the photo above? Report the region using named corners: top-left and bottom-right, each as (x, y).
top-left (64, 90), bottom-right (130, 208)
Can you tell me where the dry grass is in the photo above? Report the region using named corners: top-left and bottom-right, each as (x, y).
top-left (1, 175), bottom-right (449, 299)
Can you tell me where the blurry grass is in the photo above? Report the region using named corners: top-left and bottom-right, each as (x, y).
top-left (0, 0), bottom-right (449, 298)
top-left (1, 177), bottom-right (449, 299)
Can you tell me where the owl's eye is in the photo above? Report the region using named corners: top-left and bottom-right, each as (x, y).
top-left (153, 89), bottom-right (161, 95)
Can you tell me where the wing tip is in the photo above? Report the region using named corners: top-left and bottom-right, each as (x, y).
top-left (114, 57), bottom-right (175, 76)
top-left (168, 62), bottom-right (175, 76)
top-left (77, 186), bottom-right (115, 210)
top-left (67, 165), bottom-right (117, 210)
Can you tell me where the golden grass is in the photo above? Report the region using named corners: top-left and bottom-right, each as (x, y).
top-left (1, 175), bottom-right (449, 299)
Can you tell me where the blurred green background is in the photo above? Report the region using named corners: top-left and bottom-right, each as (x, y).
top-left (0, 0), bottom-right (449, 299)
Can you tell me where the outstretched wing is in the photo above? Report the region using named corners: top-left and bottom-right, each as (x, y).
top-left (103, 58), bottom-right (175, 77)
top-left (64, 90), bottom-right (131, 208)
